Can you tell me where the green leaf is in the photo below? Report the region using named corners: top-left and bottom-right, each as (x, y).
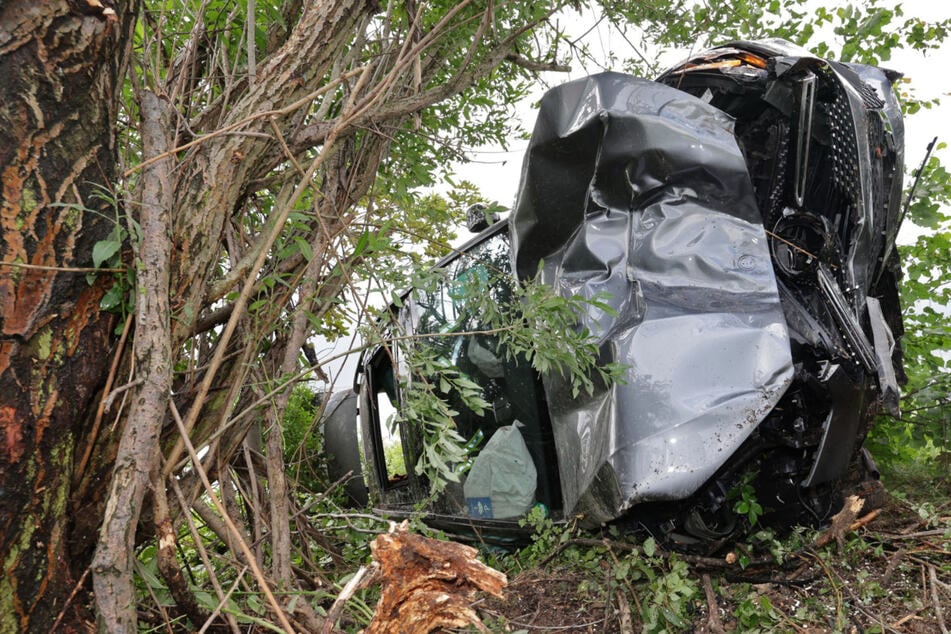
top-left (100, 285), bottom-right (125, 311)
top-left (249, 298), bottom-right (268, 312)
top-left (293, 236), bottom-right (314, 261)
top-left (92, 239), bottom-right (121, 268)
top-left (353, 230), bottom-right (371, 258)
top-left (643, 537), bottom-right (656, 558)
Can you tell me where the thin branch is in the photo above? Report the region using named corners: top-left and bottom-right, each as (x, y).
top-left (168, 400), bottom-right (299, 634)
top-left (269, 116), bottom-right (306, 176)
top-left (133, 558), bottom-right (176, 634)
top-left (50, 567), bottom-right (91, 633)
top-left (125, 66), bottom-right (365, 178)
top-left (504, 52), bottom-right (570, 72)
top-left (93, 90), bottom-right (176, 631)
top-left (246, 0), bottom-right (256, 85)
top-left (323, 565), bottom-right (375, 634)
top-left (73, 312), bottom-right (133, 491)
top-left (151, 459), bottom-right (213, 628)
top-left (0, 260), bottom-right (125, 273)
top-left (103, 378), bottom-right (144, 411)
top-left (163, 116), bottom-right (349, 475)
top-left (199, 567), bottom-right (247, 634)
top-left (169, 477), bottom-right (242, 634)
top-left (365, 10), bottom-right (559, 126)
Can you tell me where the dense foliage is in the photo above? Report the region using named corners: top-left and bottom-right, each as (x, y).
top-left (868, 147), bottom-right (951, 476)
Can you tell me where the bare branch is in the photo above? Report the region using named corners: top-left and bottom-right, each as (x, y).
top-left (93, 90), bottom-right (176, 630)
top-left (505, 52), bottom-right (570, 72)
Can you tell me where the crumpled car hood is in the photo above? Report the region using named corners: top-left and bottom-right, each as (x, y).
top-left (510, 40), bottom-right (904, 526)
top-left (511, 72), bottom-right (794, 522)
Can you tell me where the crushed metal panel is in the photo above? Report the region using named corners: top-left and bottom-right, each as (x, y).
top-left (510, 72), bottom-right (795, 525)
top-left (657, 41), bottom-right (905, 494)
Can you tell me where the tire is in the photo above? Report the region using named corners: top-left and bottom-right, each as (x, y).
top-left (321, 390), bottom-right (368, 507)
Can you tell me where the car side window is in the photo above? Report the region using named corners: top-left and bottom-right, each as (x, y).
top-left (367, 226), bottom-right (563, 517)
top-left (411, 231), bottom-right (513, 441)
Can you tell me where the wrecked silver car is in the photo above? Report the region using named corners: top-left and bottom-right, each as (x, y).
top-left (324, 39), bottom-right (905, 546)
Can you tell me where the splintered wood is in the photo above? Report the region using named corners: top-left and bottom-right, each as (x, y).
top-left (815, 494), bottom-right (865, 550)
top-left (366, 523), bottom-right (507, 634)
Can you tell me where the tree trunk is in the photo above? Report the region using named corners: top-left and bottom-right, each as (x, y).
top-left (0, 2), bottom-right (135, 631)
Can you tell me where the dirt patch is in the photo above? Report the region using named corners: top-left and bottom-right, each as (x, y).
top-left (479, 568), bottom-right (619, 633)
top-left (476, 492), bottom-right (951, 632)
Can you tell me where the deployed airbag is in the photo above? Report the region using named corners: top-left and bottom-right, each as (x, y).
top-left (464, 423), bottom-right (538, 519)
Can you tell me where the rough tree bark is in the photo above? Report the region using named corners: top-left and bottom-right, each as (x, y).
top-left (0, 1), bottom-right (136, 631)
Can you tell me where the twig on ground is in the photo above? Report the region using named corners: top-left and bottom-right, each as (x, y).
top-left (701, 573), bottom-right (726, 634)
top-left (849, 508), bottom-right (882, 532)
top-left (785, 560), bottom-right (812, 581)
top-left (930, 566), bottom-right (949, 634)
top-left (878, 528), bottom-right (950, 540)
top-left (615, 590), bottom-right (633, 634)
top-left (909, 554), bottom-right (950, 569)
top-left (882, 546), bottom-right (908, 585)
top-left (500, 617), bottom-right (609, 630)
top-left (890, 610), bottom-right (924, 629)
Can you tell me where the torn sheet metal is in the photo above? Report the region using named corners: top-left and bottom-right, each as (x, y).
top-left (510, 40), bottom-right (905, 529)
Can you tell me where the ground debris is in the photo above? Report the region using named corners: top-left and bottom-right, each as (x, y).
top-left (366, 522), bottom-right (507, 634)
top-left (814, 495), bottom-right (865, 550)
top-left (477, 492), bottom-right (950, 633)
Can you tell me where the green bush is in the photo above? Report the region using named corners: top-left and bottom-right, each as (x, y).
top-left (282, 385), bottom-right (328, 493)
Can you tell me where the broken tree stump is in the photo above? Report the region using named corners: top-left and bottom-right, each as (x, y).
top-left (366, 522), bottom-right (507, 634)
top-left (814, 495), bottom-right (865, 550)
